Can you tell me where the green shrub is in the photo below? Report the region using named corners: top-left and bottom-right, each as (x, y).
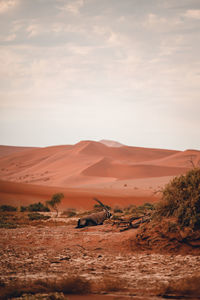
top-left (20, 206), bottom-right (27, 212)
top-left (21, 202), bottom-right (50, 212)
top-left (28, 202), bottom-right (50, 212)
top-left (28, 213), bottom-right (50, 221)
top-left (155, 168), bottom-right (200, 230)
top-left (0, 205), bottom-right (17, 212)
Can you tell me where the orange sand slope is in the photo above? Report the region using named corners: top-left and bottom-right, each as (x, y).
top-left (0, 180), bottom-right (159, 209)
top-left (0, 145), bottom-right (36, 158)
top-left (0, 140), bottom-right (199, 208)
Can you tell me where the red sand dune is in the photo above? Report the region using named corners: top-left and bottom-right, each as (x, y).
top-left (0, 145), bottom-right (36, 158)
top-left (0, 140), bottom-right (199, 209)
top-left (0, 180), bottom-right (159, 210)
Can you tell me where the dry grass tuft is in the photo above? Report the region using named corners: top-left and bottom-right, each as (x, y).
top-left (0, 276), bottom-right (91, 299)
top-left (99, 276), bottom-right (127, 292)
top-left (161, 274), bottom-right (200, 297)
top-left (61, 209), bottom-right (76, 218)
top-left (53, 276), bottom-right (91, 294)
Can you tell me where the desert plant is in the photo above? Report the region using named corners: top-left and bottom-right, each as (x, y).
top-left (28, 212), bottom-right (50, 221)
top-left (143, 202), bottom-right (155, 210)
top-left (21, 202), bottom-right (50, 212)
top-left (155, 168), bottom-right (200, 229)
top-left (113, 206), bottom-right (123, 213)
top-left (62, 209), bottom-right (76, 218)
top-left (0, 205), bottom-right (17, 212)
top-left (46, 193), bottom-right (64, 217)
top-left (20, 205), bottom-right (27, 212)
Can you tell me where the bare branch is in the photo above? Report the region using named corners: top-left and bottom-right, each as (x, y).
top-left (188, 155), bottom-right (196, 168)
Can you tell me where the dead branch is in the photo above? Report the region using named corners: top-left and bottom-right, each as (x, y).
top-left (112, 213), bottom-right (152, 232)
top-left (188, 155), bottom-right (196, 168)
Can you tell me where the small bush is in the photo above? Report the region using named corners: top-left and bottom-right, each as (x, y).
top-left (28, 202), bottom-right (50, 212)
top-left (61, 209), bottom-right (76, 218)
top-left (0, 222), bottom-right (17, 229)
top-left (0, 205), bottom-right (17, 212)
top-left (28, 213), bottom-right (50, 221)
top-left (21, 202), bottom-right (50, 212)
top-left (20, 206), bottom-right (27, 212)
top-left (155, 168), bottom-right (200, 230)
top-left (113, 206), bottom-right (123, 213)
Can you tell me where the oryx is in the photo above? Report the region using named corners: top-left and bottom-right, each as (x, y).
top-left (76, 198), bottom-right (112, 228)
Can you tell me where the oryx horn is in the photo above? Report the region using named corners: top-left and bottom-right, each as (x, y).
top-left (93, 197), bottom-right (109, 213)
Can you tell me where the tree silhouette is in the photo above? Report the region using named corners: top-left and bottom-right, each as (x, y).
top-left (46, 193), bottom-right (64, 217)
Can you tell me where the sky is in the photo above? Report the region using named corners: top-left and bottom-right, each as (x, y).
top-left (0, 0), bottom-right (200, 150)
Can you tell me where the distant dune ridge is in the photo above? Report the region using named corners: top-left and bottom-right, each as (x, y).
top-left (0, 140), bottom-right (199, 209)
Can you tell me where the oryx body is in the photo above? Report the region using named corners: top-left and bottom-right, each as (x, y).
top-left (76, 198), bottom-right (112, 228)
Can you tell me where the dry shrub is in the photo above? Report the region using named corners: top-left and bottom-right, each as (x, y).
top-left (0, 276), bottom-right (91, 299)
top-left (28, 212), bottom-right (50, 221)
top-left (61, 209), bottom-right (76, 218)
top-left (113, 206), bottom-right (123, 213)
top-left (99, 276), bottom-right (126, 292)
top-left (0, 280), bottom-right (50, 299)
top-left (52, 276), bottom-right (91, 294)
top-left (155, 168), bottom-right (200, 230)
top-left (162, 274), bottom-right (200, 297)
top-left (0, 205), bottom-right (17, 212)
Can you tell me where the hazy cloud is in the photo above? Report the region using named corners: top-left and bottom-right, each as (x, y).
top-left (0, 0), bottom-right (19, 14)
top-left (184, 9), bottom-right (200, 19)
top-left (57, 0), bottom-right (85, 15)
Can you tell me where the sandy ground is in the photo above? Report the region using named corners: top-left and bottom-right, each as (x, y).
top-left (1, 142), bottom-right (200, 298)
top-left (1, 223), bottom-right (200, 299)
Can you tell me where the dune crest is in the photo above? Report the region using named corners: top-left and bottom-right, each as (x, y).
top-left (99, 139), bottom-right (124, 147)
top-left (0, 140), bottom-right (195, 187)
top-left (0, 140), bottom-right (199, 208)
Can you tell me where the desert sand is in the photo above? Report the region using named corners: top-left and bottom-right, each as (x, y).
top-left (1, 222), bottom-right (200, 299)
top-left (0, 140), bottom-right (199, 209)
top-left (1, 140), bottom-right (200, 299)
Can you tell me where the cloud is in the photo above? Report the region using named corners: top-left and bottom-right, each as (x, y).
top-left (184, 9), bottom-right (200, 20)
top-left (0, 0), bottom-right (19, 14)
top-left (58, 0), bottom-right (85, 15)
top-left (26, 23), bottom-right (40, 38)
top-left (146, 13), bottom-right (167, 26)
top-left (143, 13), bottom-right (183, 32)
top-left (4, 33), bottom-right (16, 41)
